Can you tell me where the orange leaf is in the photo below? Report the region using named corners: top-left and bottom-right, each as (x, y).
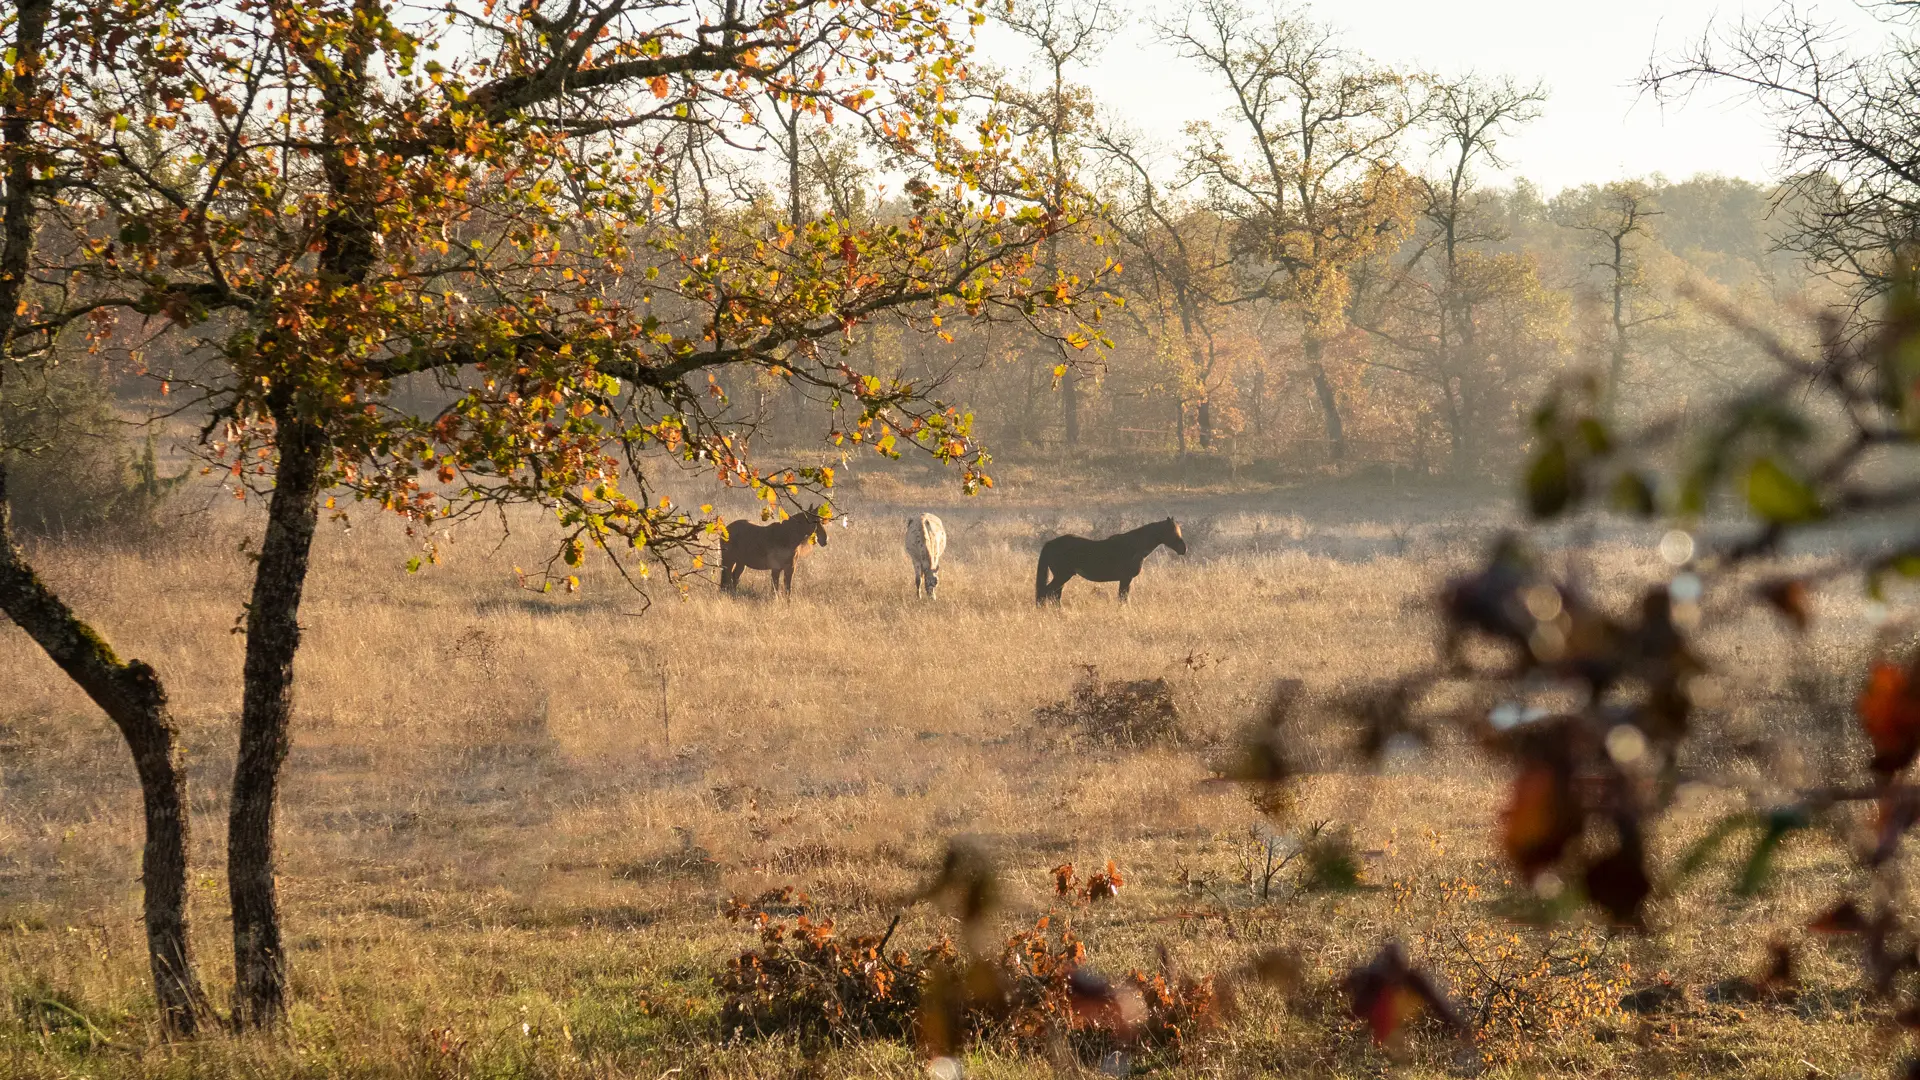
top-left (1808, 900), bottom-right (1869, 935)
top-left (1860, 661), bottom-right (1920, 776)
top-left (1759, 578), bottom-right (1812, 630)
top-left (1366, 983), bottom-right (1423, 1043)
top-left (1050, 863), bottom-right (1074, 897)
top-left (1500, 763), bottom-right (1580, 878)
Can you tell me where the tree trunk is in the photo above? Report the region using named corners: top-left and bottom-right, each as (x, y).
top-left (1607, 235), bottom-right (1628, 422)
top-left (1251, 367), bottom-right (1266, 440)
top-left (229, 409), bottom-right (328, 1029)
top-left (0, 0), bottom-right (210, 1038)
top-left (0, 465), bottom-right (210, 1035)
top-left (1303, 338), bottom-right (1345, 463)
top-left (1196, 398), bottom-right (1213, 449)
top-left (1441, 378), bottom-right (1467, 473)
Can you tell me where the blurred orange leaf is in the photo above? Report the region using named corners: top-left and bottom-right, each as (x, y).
top-left (1860, 661), bottom-right (1920, 776)
top-left (1501, 763), bottom-right (1580, 878)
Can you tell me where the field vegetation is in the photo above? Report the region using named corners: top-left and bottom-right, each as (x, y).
top-left (1, 475), bottom-right (1901, 1077)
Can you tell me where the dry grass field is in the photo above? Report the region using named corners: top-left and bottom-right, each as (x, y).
top-left (0, 471), bottom-right (1906, 1078)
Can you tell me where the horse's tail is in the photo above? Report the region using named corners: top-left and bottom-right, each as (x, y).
top-left (1034, 543), bottom-right (1051, 603)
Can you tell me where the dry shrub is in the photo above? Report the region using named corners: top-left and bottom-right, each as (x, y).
top-left (612, 827), bottom-right (719, 883)
top-left (1049, 860), bottom-right (1127, 903)
top-left (984, 918), bottom-right (1229, 1054)
top-left (1300, 825), bottom-right (1363, 892)
top-left (1034, 665), bottom-right (1184, 747)
top-left (1401, 877), bottom-right (1630, 1062)
top-left (716, 891), bottom-right (1226, 1057)
top-left (718, 890), bottom-right (923, 1044)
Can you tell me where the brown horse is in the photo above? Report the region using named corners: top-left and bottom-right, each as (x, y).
top-left (1035, 517), bottom-right (1186, 604)
top-left (720, 508), bottom-right (830, 595)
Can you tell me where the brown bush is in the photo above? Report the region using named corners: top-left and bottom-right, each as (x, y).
top-left (1034, 665), bottom-right (1184, 747)
top-left (716, 891), bottom-right (1227, 1058)
top-left (717, 896), bottom-right (924, 1044)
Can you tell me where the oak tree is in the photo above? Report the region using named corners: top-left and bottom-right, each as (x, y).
top-left (0, 0), bottom-right (213, 1035)
top-left (64, 0), bottom-right (1106, 1028)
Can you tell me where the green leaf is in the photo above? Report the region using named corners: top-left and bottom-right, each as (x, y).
top-left (119, 221), bottom-right (151, 245)
top-left (1609, 472), bottom-right (1657, 518)
top-left (1744, 457), bottom-right (1823, 524)
top-left (1671, 813), bottom-right (1757, 882)
top-left (1524, 438), bottom-right (1574, 519)
top-left (1575, 417), bottom-right (1612, 456)
top-left (1736, 808), bottom-right (1810, 897)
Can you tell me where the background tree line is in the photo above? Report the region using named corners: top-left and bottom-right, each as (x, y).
top-left (721, 0), bottom-right (1849, 480)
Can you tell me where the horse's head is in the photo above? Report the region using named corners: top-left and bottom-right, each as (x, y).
top-left (807, 505), bottom-right (830, 547)
top-left (1164, 517), bottom-right (1188, 556)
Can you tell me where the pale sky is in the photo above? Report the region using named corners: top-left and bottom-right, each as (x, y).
top-left (1022, 0), bottom-right (1898, 192)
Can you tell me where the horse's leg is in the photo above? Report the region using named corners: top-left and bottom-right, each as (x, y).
top-left (1118, 574), bottom-right (1135, 603)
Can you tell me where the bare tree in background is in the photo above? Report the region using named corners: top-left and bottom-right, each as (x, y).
top-left (1422, 77), bottom-right (1545, 466)
top-left (1646, 2), bottom-right (1920, 308)
top-left (996, 0), bottom-right (1120, 448)
top-left (1560, 183), bottom-right (1663, 420)
top-left (1346, 75), bottom-right (1548, 472)
top-left (1096, 128), bottom-right (1236, 454)
top-left (1167, 0), bottom-right (1425, 462)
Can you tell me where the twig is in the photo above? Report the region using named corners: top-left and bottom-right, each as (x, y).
top-left (876, 912), bottom-right (903, 955)
top-left (23, 996), bottom-right (118, 1049)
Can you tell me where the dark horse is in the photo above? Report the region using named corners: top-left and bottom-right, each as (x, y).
top-left (1035, 517), bottom-right (1187, 604)
top-left (720, 508), bottom-right (829, 595)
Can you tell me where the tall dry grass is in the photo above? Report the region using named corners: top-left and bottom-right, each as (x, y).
top-left (0, 479), bottom-right (1900, 1077)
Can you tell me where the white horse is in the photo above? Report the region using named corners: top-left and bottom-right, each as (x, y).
top-left (904, 513), bottom-right (948, 598)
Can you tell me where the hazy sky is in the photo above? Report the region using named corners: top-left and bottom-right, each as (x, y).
top-left (1029, 0), bottom-right (1896, 192)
